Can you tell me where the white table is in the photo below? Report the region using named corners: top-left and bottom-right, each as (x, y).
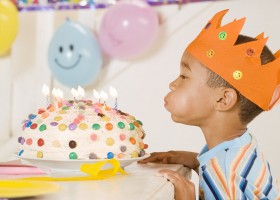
top-left (1, 162), bottom-right (191, 200)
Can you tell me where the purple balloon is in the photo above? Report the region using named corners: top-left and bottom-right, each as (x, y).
top-left (98, 0), bottom-right (159, 60)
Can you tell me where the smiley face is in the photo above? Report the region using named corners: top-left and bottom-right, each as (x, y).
top-left (54, 44), bottom-right (82, 70)
top-left (233, 70), bottom-right (243, 80)
top-left (206, 49), bottom-right (215, 58)
top-left (218, 31), bottom-right (227, 40)
top-left (48, 19), bottom-right (102, 87)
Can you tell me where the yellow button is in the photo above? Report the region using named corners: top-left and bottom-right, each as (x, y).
top-left (206, 49), bottom-right (215, 58)
top-left (233, 70), bottom-right (243, 80)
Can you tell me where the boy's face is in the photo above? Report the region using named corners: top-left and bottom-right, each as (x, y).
top-left (164, 51), bottom-right (218, 126)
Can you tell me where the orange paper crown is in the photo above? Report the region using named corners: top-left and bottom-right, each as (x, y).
top-left (186, 9), bottom-right (280, 111)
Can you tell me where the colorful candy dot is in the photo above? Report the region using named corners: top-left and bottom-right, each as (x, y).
top-left (129, 123), bottom-right (135, 130)
top-left (92, 123), bottom-right (100, 130)
top-left (117, 153), bottom-right (125, 159)
top-left (28, 114), bottom-right (37, 120)
top-left (69, 123), bottom-right (77, 131)
top-left (106, 138), bottom-right (114, 146)
top-left (79, 123), bottom-right (88, 130)
top-left (37, 151), bottom-right (43, 158)
top-left (26, 138), bottom-right (32, 145)
top-left (107, 152), bottom-right (114, 159)
top-left (132, 151), bottom-right (138, 158)
top-left (36, 119), bottom-right (43, 124)
top-left (59, 110), bottom-right (66, 114)
top-left (20, 137), bottom-right (25, 145)
top-left (18, 136), bottom-right (22, 143)
top-left (50, 122), bottom-right (58, 126)
top-left (30, 123), bottom-right (38, 129)
top-left (120, 145), bottom-right (127, 152)
top-left (139, 142), bottom-right (145, 149)
top-left (62, 106), bottom-right (69, 110)
top-left (139, 150), bottom-right (146, 157)
top-left (119, 134), bottom-right (126, 141)
top-left (89, 153), bottom-right (97, 159)
top-left (133, 121), bottom-right (140, 128)
top-left (39, 124), bottom-right (47, 132)
top-left (101, 116), bottom-right (110, 122)
top-left (37, 138), bottom-right (44, 147)
top-left (90, 134), bottom-right (98, 141)
top-left (117, 122), bottom-right (125, 129)
top-left (41, 112), bottom-right (49, 119)
top-left (105, 123), bottom-right (113, 130)
top-left (48, 106), bottom-right (55, 112)
top-left (69, 140), bottom-right (77, 149)
top-left (38, 108), bottom-right (45, 114)
top-left (26, 121), bottom-right (32, 128)
top-left (18, 150), bottom-right (24, 156)
top-left (58, 124), bottom-right (67, 131)
top-left (54, 116), bottom-right (63, 121)
top-left (129, 137), bottom-right (136, 145)
top-left (52, 140), bottom-right (61, 147)
top-left (69, 152), bottom-right (77, 159)
top-left (136, 120), bottom-right (143, 126)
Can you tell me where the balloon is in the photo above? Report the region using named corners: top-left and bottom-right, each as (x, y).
top-left (48, 19), bottom-right (102, 87)
top-left (98, 0), bottom-right (159, 60)
top-left (0, 0), bottom-right (19, 56)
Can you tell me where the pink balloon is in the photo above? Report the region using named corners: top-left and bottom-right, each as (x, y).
top-left (98, 0), bottom-right (159, 60)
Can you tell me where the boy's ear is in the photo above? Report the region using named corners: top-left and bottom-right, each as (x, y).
top-left (214, 88), bottom-right (238, 111)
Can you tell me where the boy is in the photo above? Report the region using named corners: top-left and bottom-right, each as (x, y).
top-left (139, 10), bottom-right (280, 199)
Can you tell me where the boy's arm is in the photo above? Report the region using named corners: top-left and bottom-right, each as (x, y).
top-left (138, 151), bottom-right (200, 174)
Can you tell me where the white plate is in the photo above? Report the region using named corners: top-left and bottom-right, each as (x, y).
top-left (18, 154), bottom-right (149, 174)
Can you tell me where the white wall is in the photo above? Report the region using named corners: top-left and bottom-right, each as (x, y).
top-left (0, 0), bottom-right (280, 179)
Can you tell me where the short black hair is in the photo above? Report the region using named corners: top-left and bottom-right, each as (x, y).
top-left (206, 35), bottom-right (275, 124)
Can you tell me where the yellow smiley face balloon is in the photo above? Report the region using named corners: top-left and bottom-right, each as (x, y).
top-left (0, 0), bottom-right (19, 56)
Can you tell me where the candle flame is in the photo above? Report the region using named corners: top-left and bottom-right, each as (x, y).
top-left (93, 89), bottom-right (100, 99)
top-left (100, 90), bottom-right (108, 101)
top-left (78, 86), bottom-right (85, 98)
top-left (42, 84), bottom-right (50, 96)
top-left (109, 86), bottom-right (118, 99)
top-left (71, 88), bottom-right (78, 98)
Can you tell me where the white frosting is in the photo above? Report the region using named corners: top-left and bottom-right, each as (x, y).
top-left (18, 100), bottom-right (147, 160)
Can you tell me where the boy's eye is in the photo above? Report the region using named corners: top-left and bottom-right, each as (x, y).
top-left (180, 75), bottom-right (187, 79)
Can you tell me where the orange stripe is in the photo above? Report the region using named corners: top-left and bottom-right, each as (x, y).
top-left (230, 143), bottom-right (252, 199)
top-left (211, 159), bottom-right (231, 198)
top-left (255, 154), bottom-right (266, 188)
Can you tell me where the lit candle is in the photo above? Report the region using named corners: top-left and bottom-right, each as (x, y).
top-left (71, 88), bottom-right (78, 102)
top-left (52, 88), bottom-right (64, 108)
top-left (93, 89), bottom-right (100, 102)
top-left (77, 86), bottom-right (85, 100)
top-left (109, 86), bottom-right (118, 110)
top-left (41, 84), bottom-right (50, 107)
top-left (100, 90), bottom-right (108, 105)
top-left (51, 88), bottom-right (58, 108)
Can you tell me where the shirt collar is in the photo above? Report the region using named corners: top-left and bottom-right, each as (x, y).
top-left (197, 129), bottom-right (252, 166)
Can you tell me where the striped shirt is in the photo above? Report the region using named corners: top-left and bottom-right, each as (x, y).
top-left (197, 130), bottom-right (280, 200)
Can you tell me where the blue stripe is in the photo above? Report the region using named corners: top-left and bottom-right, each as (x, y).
top-left (202, 170), bottom-right (223, 200)
top-left (263, 175), bottom-right (273, 196)
top-left (241, 149), bottom-right (257, 178)
top-left (240, 178), bottom-right (248, 192)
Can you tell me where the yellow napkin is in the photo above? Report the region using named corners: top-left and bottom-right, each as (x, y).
top-left (20, 158), bottom-right (127, 181)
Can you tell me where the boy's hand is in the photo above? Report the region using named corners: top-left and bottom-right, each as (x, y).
top-left (160, 169), bottom-right (196, 200)
top-left (138, 151), bottom-right (199, 171)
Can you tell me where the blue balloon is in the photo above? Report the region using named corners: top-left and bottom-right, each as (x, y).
top-left (48, 19), bottom-right (102, 87)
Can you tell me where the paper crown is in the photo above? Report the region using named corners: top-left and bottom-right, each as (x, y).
top-left (186, 9), bottom-right (280, 111)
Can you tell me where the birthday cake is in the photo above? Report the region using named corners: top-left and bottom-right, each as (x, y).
top-left (17, 100), bottom-right (148, 160)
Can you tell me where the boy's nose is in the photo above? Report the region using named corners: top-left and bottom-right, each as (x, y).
top-left (169, 79), bottom-right (177, 91)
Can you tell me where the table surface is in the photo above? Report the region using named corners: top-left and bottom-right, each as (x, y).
top-left (0, 162), bottom-right (191, 200)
